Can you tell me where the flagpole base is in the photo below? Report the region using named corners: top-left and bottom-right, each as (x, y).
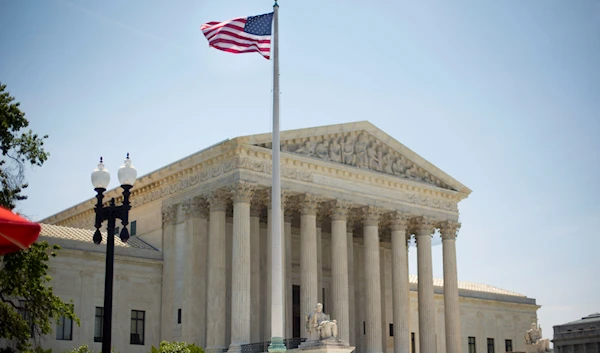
top-left (268, 337), bottom-right (287, 353)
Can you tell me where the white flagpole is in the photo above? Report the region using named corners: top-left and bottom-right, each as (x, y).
top-left (269, 1), bottom-right (286, 352)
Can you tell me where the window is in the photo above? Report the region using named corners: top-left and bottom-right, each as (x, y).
top-left (115, 227), bottom-right (120, 236)
top-left (411, 332), bottom-right (416, 353)
top-left (468, 337), bottom-right (477, 353)
top-left (487, 338), bottom-right (495, 353)
top-left (389, 323), bottom-right (394, 337)
top-left (94, 307), bottom-right (104, 342)
top-left (363, 321), bottom-right (366, 335)
top-left (56, 305), bottom-right (74, 340)
top-left (130, 221), bottom-right (137, 236)
top-left (505, 339), bottom-right (513, 352)
top-left (177, 309), bottom-right (182, 324)
top-left (130, 310), bottom-right (145, 345)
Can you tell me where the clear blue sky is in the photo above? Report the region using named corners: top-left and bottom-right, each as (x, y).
top-left (1, 0), bottom-right (598, 341)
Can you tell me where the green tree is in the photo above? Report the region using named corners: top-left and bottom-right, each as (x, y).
top-left (0, 241), bottom-right (78, 350)
top-left (0, 83), bottom-right (75, 350)
top-left (150, 341), bottom-right (205, 353)
top-left (0, 82), bottom-right (49, 209)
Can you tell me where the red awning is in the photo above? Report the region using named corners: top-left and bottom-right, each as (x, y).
top-left (0, 206), bottom-right (41, 255)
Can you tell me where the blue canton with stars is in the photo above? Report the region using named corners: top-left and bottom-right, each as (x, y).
top-left (244, 12), bottom-right (274, 36)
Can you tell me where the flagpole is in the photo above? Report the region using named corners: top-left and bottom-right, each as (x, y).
top-left (269, 1), bottom-right (286, 353)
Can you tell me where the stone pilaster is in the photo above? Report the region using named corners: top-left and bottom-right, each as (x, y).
top-left (182, 197), bottom-right (209, 346)
top-left (439, 221), bottom-right (462, 353)
top-left (250, 196), bottom-right (264, 343)
top-left (346, 216), bottom-right (356, 346)
top-left (300, 194), bottom-right (321, 338)
top-left (229, 182), bottom-right (256, 352)
top-left (415, 216), bottom-right (437, 353)
top-left (161, 204), bottom-right (178, 341)
top-left (206, 190), bottom-right (229, 353)
top-left (390, 212), bottom-right (411, 353)
top-left (330, 200), bottom-right (352, 343)
top-left (363, 206), bottom-right (384, 353)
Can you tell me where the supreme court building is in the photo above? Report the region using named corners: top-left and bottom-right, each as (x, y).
top-left (39, 122), bottom-right (540, 353)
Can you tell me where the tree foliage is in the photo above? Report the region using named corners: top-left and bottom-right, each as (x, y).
top-left (150, 341), bottom-right (205, 353)
top-left (0, 241), bottom-right (78, 350)
top-left (0, 82), bottom-right (49, 209)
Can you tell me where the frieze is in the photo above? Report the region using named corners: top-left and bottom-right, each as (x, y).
top-left (257, 131), bottom-right (454, 190)
top-left (54, 151), bottom-right (458, 228)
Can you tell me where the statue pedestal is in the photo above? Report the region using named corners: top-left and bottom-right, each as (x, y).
top-left (295, 339), bottom-right (354, 353)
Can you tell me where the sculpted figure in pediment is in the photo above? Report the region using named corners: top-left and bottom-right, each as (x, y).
top-left (367, 143), bottom-right (380, 171)
top-left (294, 140), bottom-right (314, 156)
top-left (329, 138), bottom-right (342, 163)
top-left (381, 150), bottom-right (393, 174)
top-left (392, 157), bottom-right (407, 176)
top-left (405, 164), bottom-right (420, 180)
top-left (315, 141), bottom-right (329, 160)
top-left (342, 136), bottom-right (356, 166)
top-left (355, 134), bottom-right (369, 168)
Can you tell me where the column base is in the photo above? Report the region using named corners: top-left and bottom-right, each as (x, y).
top-left (268, 337), bottom-right (287, 353)
top-left (228, 343), bottom-right (243, 353)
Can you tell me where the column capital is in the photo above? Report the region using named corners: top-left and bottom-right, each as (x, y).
top-left (162, 204), bottom-right (179, 227)
top-left (362, 206), bottom-right (384, 227)
top-left (266, 188), bottom-right (292, 210)
top-left (299, 194), bottom-right (322, 216)
top-left (207, 188), bottom-right (230, 212)
top-left (389, 212), bottom-right (411, 231)
top-left (330, 199), bottom-right (353, 221)
top-left (439, 221), bottom-right (461, 240)
top-left (230, 181), bottom-right (257, 203)
top-left (251, 189), bottom-right (268, 217)
top-left (412, 216), bottom-right (437, 236)
top-left (182, 197), bottom-right (209, 219)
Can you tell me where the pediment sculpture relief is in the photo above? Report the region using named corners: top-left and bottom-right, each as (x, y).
top-left (256, 132), bottom-right (452, 190)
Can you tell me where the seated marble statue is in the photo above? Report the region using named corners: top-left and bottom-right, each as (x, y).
top-left (305, 303), bottom-right (338, 341)
top-left (525, 323), bottom-right (550, 353)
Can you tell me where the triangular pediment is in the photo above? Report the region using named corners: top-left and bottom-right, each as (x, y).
top-left (242, 121), bottom-right (471, 194)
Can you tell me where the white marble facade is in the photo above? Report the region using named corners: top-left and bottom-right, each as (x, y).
top-left (41, 122), bottom-right (540, 353)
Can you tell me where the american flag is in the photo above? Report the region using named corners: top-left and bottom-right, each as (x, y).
top-left (201, 12), bottom-right (274, 60)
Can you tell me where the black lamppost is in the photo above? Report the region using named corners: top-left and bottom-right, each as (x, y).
top-left (91, 154), bottom-right (137, 353)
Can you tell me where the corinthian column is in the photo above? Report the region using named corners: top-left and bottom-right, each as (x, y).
top-left (206, 190), bottom-right (229, 353)
top-left (346, 216), bottom-right (356, 346)
top-left (182, 197), bottom-right (209, 346)
top-left (250, 197), bottom-right (264, 343)
top-left (284, 212), bottom-right (294, 340)
top-left (330, 200), bottom-right (352, 343)
top-left (363, 206), bottom-right (384, 353)
top-left (390, 212), bottom-right (411, 353)
top-left (228, 182), bottom-right (256, 353)
top-left (415, 217), bottom-right (437, 353)
top-left (440, 221), bottom-right (462, 353)
top-left (160, 204), bottom-right (178, 341)
top-left (300, 194), bottom-right (321, 338)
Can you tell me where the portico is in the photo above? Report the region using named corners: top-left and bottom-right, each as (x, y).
top-left (155, 121), bottom-right (470, 353)
top-left (46, 121), bottom-right (473, 353)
